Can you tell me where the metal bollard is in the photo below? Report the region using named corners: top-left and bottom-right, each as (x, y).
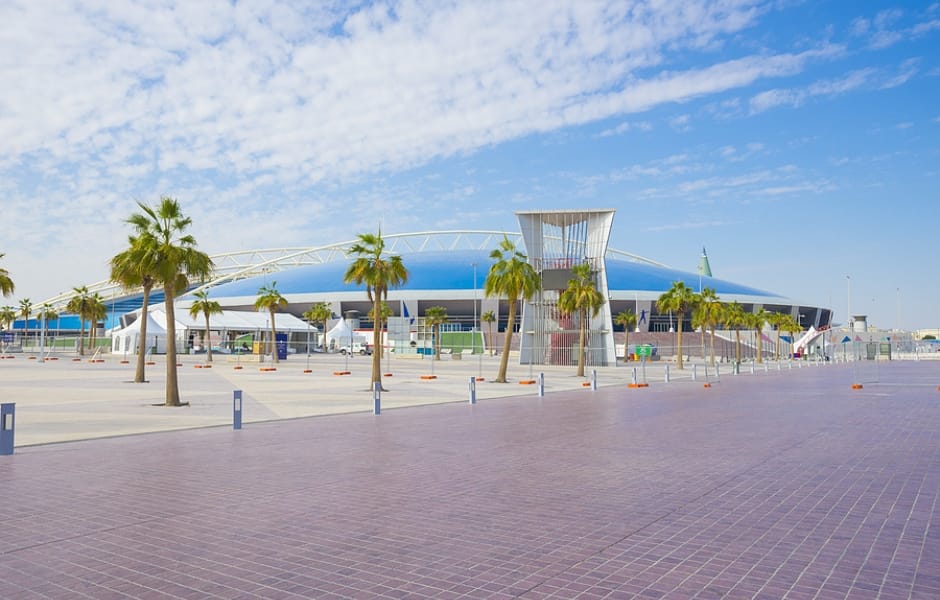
top-left (665, 364), bottom-right (670, 383)
top-left (764, 362), bottom-right (768, 373)
top-left (233, 391), bottom-right (242, 430)
top-left (591, 369), bottom-right (597, 391)
top-left (692, 364), bottom-right (697, 382)
top-left (373, 382), bottom-right (381, 415)
top-left (798, 360), bottom-right (802, 369)
top-left (631, 367), bottom-right (638, 386)
top-left (538, 372), bottom-right (545, 397)
top-left (0, 403), bottom-right (15, 455)
top-left (714, 363), bottom-right (720, 382)
top-left (468, 376), bottom-right (477, 404)
top-left (750, 362), bottom-right (755, 374)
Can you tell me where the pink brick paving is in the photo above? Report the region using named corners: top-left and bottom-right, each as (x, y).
top-left (0, 361), bottom-right (937, 599)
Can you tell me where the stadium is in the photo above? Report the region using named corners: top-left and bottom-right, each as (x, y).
top-left (15, 209), bottom-right (831, 365)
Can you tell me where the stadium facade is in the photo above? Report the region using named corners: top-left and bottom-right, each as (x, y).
top-left (21, 209), bottom-right (832, 365)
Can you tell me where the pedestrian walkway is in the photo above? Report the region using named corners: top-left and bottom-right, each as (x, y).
top-left (0, 358), bottom-right (938, 598)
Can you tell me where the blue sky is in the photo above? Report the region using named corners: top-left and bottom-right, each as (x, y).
top-left (1, 0), bottom-right (938, 330)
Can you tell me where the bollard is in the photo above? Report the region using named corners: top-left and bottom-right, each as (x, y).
top-left (373, 382), bottom-right (381, 415)
top-left (631, 367), bottom-right (638, 386)
top-left (715, 363), bottom-right (720, 383)
top-left (692, 364), bottom-right (697, 382)
top-left (764, 363), bottom-right (768, 373)
top-left (468, 376), bottom-right (477, 404)
top-left (591, 369), bottom-right (597, 391)
top-left (750, 362), bottom-right (755, 374)
top-left (665, 364), bottom-right (670, 383)
top-left (0, 403), bottom-right (15, 455)
top-left (733, 361), bottom-right (740, 375)
top-left (233, 391), bottom-right (242, 430)
top-left (538, 372), bottom-right (545, 397)
top-left (798, 360), bottom-right (802, 369)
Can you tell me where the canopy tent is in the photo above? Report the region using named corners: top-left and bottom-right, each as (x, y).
top-left (164, 310), bottom-right (315, 333)
top-left (111, 311), bottom-right (167, 355)
top-left (111, 309), bottom-right (317, 354)
top-left (325, 318), bottom-right (368, 349)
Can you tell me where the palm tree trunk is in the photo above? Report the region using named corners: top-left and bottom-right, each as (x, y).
top-left (371, 298), bottom-right (383, 388)
top-left (709, 327), bottom-right (716, 366)
top-left (164, 283), bottom-right (181, 406)
top-left (576, 309), bottom-right (586, 377)
top-left (756, 328), bottom-right (763, 364)
top-left (205, 313), bottom-right (213, 363)
top-left (134, 286), bottom-right (151, 382)
top-left (269, 309), bottom-right (279, 364)
top-left (623, 329), bottom-right (629, 363)
top-left (496, 301), bottom-right (516, 383)
top-left (78, 319), bottom-right (86, 356)
top-left (676, 312), bottom-right (684, 370)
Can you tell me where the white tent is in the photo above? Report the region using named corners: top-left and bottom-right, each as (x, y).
top-left (325, 318), bottom-right (368, 349)
top-left (112, 309), bottom-right (318, 354)
top-left (111, 311), bottom-right (167, 355)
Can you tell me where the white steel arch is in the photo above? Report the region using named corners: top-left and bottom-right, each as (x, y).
top-left (41, 231), bottom-right (667, 308)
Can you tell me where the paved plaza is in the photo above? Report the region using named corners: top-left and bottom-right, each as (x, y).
top-left (0, 355), bottom-right (938, 598)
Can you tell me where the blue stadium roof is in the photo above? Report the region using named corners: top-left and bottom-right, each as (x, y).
top-left (205, 250), bottom-right (778, 299)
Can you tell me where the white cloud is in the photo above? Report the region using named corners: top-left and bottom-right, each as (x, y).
top-left (748, 64), bottom-right (919, 113)
top-left (670, 114), bottom-right (692, 132)
top-left (597, 120), bottom-right (653, 137)
top-left (0, 0), bottom-right (827, 196)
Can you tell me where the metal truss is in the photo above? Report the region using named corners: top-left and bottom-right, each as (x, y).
top-left (41, 231), bottom-right (667, 308)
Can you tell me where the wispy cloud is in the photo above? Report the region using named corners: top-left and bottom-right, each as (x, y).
top-left (0, 0), bottom-right (836, 201)
top-left (644, 220), bottom-right (742, 232)
top-left (850, 7), bottom-right (940, 49)
top-left (597, 120), bottom-right (653, 137)
top-left (748, 58), bottom-right (919, 114)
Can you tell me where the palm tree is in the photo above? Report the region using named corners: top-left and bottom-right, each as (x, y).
top-left (767, 312), bottom-right (786, 361)
top-left (750, 307), bottom-right (769, 364)
top-left (723, 301), bottom-right (747, 365)
top-left (128, 197), bottom-right (213, 406)
top-left (698, 287), bottom-right (722, 366)
top-left (344, 230), bottom-right (409, 390)
top-left (87, 294), bottom-right (107, 353)
top-left (0, 253), bottom-right (13, 298)
top-left (18, 298), bottom-right (32, 347)
top-left (425, 306), bottom-right (448, 360)
top-left (657, 281), bottom-right (696, 370)
top-left (189, 289), bottom-right (223, 363)
top-left (781, 314), bottom-right (802, 359)
top-left (111, 229), bottom-right (161, 383)
top-left (614, 310), bottom-right (637, 362)
top-left (37, 304), bottom-right (57, 348)
top-left (484, 236), bottom-right (539, 383)
top-left (255, 282), bottom-right (288, 364)
top-left (558, 263), bottom-right (605, 377)
top-left (368, 301), bottom-right (393, 358)
top-left (481, 310), bottom-right (496, 356)
top-left (303, 302), bottom-right (333, 352)
top-left (0, 306), bottom-right (15, 331)
top-left (66, 286), bottom-right (93, 356)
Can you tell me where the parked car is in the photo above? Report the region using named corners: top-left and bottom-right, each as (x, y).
top-left (339, 343), bottom-right (372, 356)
